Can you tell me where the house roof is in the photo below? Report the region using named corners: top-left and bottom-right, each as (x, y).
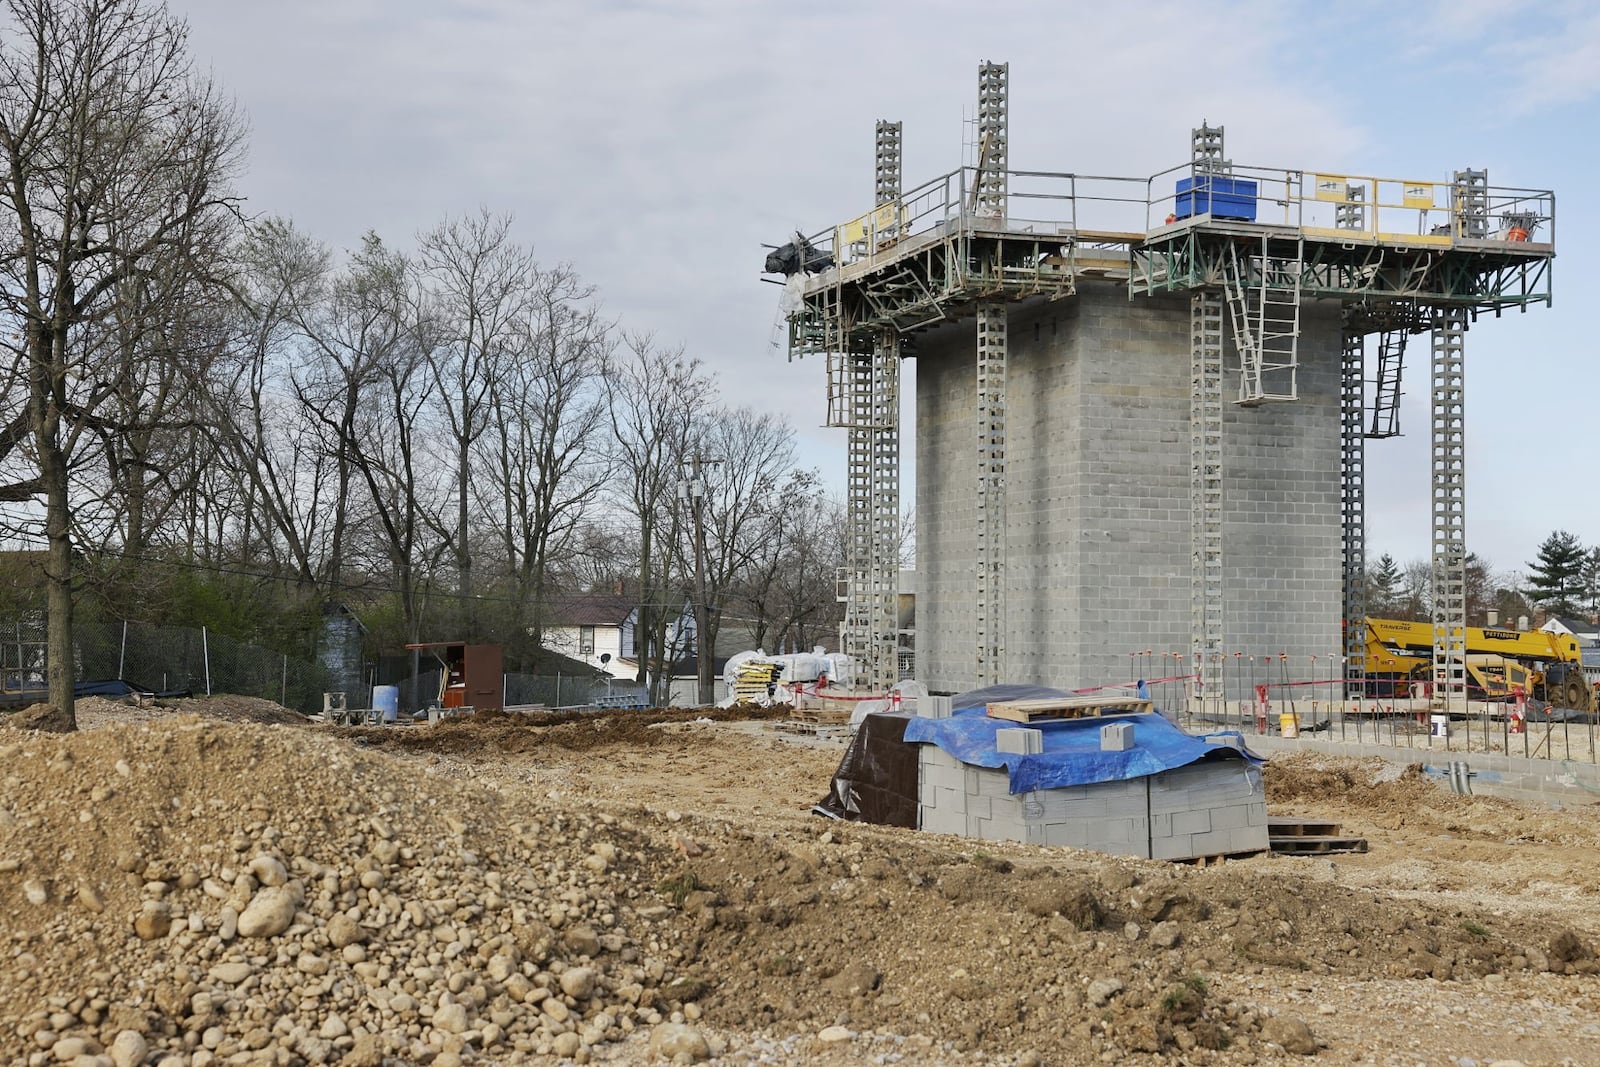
top-left (544, 593), bottom-right (637, 627)
top-left (1541, 615), bottom-right (1596, 637)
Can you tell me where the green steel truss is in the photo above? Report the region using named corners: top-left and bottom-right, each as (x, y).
top-left (1130, 229), bottom-right (1552, 313)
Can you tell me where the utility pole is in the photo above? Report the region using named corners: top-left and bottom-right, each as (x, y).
top-left (678, 454), bottom-right (721, 705)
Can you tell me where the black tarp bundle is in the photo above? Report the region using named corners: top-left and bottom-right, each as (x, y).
top-left (814, 712), bottom-right (920, 826)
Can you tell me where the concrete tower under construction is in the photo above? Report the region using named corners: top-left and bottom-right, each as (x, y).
top-left (768, 62), bottom-right (1553, 711)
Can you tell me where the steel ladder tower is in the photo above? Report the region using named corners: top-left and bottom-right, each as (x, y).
top-left (974, 61), bottom-right (1008, 687)
top-left (840, 121), bottom-right (905, 692)
top-left (868, 121), bottom-right (903, 691)
top-left (1431, 305), bottom-right (1468, 716)
top-left (1189, 123), bottom-right (1226, 715)
top-left (1429, 169), bottom-right (1488, 715)
top-left (1339, 314), bottom-right (1366, 699)
top-left (1190, 292), bottom-right (1225, 714)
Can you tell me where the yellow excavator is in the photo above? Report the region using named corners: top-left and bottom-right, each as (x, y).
top-left (1360, 617), bottom-right (1595, 711)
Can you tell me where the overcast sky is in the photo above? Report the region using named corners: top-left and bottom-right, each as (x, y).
top-left (179, 0), bottom-right (1600, 578)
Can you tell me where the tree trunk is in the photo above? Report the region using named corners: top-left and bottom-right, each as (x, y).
top-left (38, 382), bottom-right (74, 722)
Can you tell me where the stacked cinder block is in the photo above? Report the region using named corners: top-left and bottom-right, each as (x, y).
top-left (916, 741), bottom-right (1267, 860)
top-left (1148, 761), bottom-right (1267, 859)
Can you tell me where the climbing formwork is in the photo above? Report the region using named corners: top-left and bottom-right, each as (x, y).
top-left (769, 63), bottom-right (1553, 704)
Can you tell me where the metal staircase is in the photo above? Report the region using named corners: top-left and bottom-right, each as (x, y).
top-left (1367, 329), bottom-right (1405, 438)
top-left (1222, 236), bottom-right (1304, 405)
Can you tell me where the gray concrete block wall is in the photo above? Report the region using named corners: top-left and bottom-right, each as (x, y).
top-left (1148, 761), bottom-right (1268, 858)
top-left (916, 283), bottom-right (1343, 697)
top-left (915, 740), bottom-right (1264, 860)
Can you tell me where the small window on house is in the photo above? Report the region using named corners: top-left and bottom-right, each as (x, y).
top-left (579, 625), bottom-right (595, 655)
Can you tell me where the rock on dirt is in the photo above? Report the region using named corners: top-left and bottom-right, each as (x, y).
top-left (1260, 1015), bottom-right (1320, 1055)
top-left (2, 702), bottom-right (74, 732)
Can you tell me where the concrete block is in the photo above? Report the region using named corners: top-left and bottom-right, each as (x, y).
top-left (921, 764), bottom-right (962, 793)
top-left (1100, 722), bottom-right (1134, 751)
top-left (920, 806), bottom-right (965, 836)
top-left (965, 795), bottom-right (993, 822)
top-left (1208, 803), bottom-right (1251, 831)
top-left (997, 728), bottom-right (1044, 755)
top-left (1084, 817), bottom-right (1147, 848)
top-left (937, 786), bottom-right (966, 815)
top-left (979, 773), bottom-right (1017, 799)
top-left (924, 695), bottom-right (953, 719)
top-left (1150, 833), bottom-right (1194, 861)
top-left (1043, 822), bottom-right (1091, 848)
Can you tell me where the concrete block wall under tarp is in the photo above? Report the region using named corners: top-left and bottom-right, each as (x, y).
top-left (906, 705), bottom-right (1268, 860)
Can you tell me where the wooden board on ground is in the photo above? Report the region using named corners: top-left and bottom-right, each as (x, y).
top-left (1268, 817), bottom-right (1344, 838)
top-left (985, 694), bottom-right (1152, 723)
top-left (1181, 850), bottom-right (1266, 867)
top-left (1269, 835), bottom-right (1370, 855)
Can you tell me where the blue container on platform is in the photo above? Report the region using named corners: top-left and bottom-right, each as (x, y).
top-left (373, 684), bottom-right (400, 722)
top-left (1175, 175), bottom-right (1257, 221)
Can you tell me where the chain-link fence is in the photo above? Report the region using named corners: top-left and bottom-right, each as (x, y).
top-left (76, 622), bottom-right (333, 711)
top-left (1, 618), bottom-right (663, 717)
top-left (0, 620), bottom-right (336, 716)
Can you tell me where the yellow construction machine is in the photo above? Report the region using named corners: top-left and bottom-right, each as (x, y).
top-left (1360, 617), bottom-right (1595, 710)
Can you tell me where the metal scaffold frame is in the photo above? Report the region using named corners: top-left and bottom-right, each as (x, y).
top-left (975, 301), bottom-right (1007, 686)
top-left (1431, 308), bottom-right (1468, 712)
top-left (868, 330), bottom-right (901, 691)
top-left (771, 64), bottom-right (1556, 700)
top-left (1191, 291), bottom-right (1225, 712)
top-left (835, 122), bottom-right (905, 692)
top-left (1222, 235), bottom-right (1304, 405)
top-left (1340, 316), bottom-right (1366, 696)
top-left (975, 62), bottom-right (1008, 215)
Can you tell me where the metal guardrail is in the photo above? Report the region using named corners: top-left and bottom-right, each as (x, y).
top-left (808, 160), bottom-right (1555, 272)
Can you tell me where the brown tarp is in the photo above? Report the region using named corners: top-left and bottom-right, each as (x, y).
top-left (815, 712), bottom-right (919, 827)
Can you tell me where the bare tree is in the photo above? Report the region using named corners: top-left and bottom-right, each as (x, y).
top-left (607, 334), bottom-right (704, 704)
top-left (480, 263), bottom-right (610, 665)
top-left (417, 210), bottom-right (537, 627)
top-left (0, 0), bottom-right (245, 716)
top-left (299, 233), bottom-right (447, 654)
top-left (729, 469), bottom-right (843, 652)
top-left (211, 218), bottom-right (343, 589)
top-left (684, 407), bottom-right (799, 676)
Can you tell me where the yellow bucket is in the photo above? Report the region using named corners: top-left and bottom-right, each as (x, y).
top-left (1279, 712), bottom-right (1299, 738)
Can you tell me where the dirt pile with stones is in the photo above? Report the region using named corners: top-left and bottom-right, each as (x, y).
top-left (0, 717), bottom-right (715, 1066)
top-left (3, 714), bottom-right (1599, 1066)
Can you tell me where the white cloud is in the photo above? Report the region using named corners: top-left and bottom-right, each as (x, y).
top-left (177, 0), bottom-right (1592, 567)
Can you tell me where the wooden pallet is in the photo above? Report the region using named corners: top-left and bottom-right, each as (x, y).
top-left (1269, 835), bottom-right (1370, 855)
top-left (792, 707), bottom-right (851, 725)
top-left (1179, 850), bottom-right (1265, 868)
top-left (1268, 818), bottom-right (1368, 854)
top-left (1267, 818), bottom-right (1343, 837)
top-left (985, 694), bottom-right (1153, 723)
top-left (774, 720), bottom-right (848, 737)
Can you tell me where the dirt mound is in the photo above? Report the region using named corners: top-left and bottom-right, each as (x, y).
top-left (345, 704), bottom-right (790, 756)
top-left (0, 717), bottom-right (712, 1065)
top-left (155, 693), bottom-right (308, 725)
top-left (1, 702), bottom-right (74, 732)
top-left (3, 718), bottom-right (1598, 1065)
top-left (1263, 752), bottom-right (1466, 816)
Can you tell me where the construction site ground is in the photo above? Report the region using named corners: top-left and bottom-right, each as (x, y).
top-left (2, 702), bottom-right (1597, 1067)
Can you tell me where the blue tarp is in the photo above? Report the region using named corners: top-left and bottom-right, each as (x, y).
top-left (903, 685), bottom-right (1262, 794)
